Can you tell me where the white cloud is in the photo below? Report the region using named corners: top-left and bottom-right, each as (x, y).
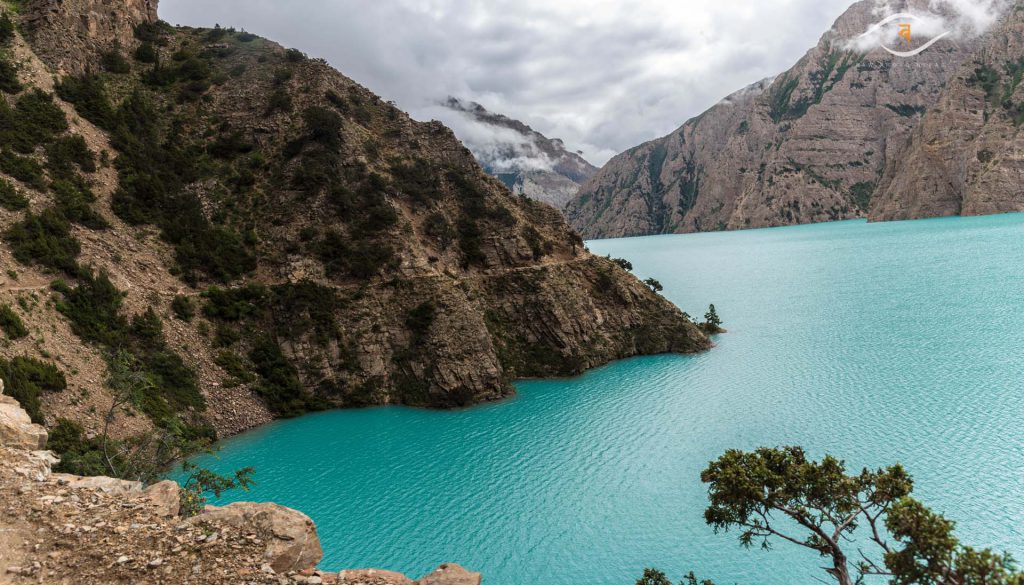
top-left (160, 0), bottom-right (864, 165)
top-left (844, 0), bottom-right (1009, 53)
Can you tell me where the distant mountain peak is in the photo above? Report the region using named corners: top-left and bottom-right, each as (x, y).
top-left (438, 97), bottom-right (598, 209)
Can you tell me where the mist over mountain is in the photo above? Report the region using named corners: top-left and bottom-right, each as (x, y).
top-left (429, 98), bottom-right (598, 208)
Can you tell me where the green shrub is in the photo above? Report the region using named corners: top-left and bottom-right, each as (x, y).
top-left (55, 74), bottom-right (117, 129)
top-left (134, 42), bottom-right (158, 63)
top-left (284, 48), bottom-right (305, 63)
top-left (0, 12), bottom-right (14, 45)
top-left (4, 209), bottom-right (81, 275)
top-left (101, 50), bottom-right (131, 74)
top-left (0, 178), bottom-right (27, 210)
top-left (46, 135), bottom-right (96, 180)
top-left (171, 294), bottom-right (195, 321)
top-left (406, 301), bottom-right (436, 342)
top-left (0, 355), bottom-right (67, 422)
top-left (51, 179), bottom-right (108, 230)
top-left (0, 148), bottom-right (44, 188)
top-left (0, 90), bottom-right (68, 154)
top-left (214, 350), bottom-right (253, 383)
top-left (0, 304), bottom-right (28, 339)
top-left (248, 336), bottom-right (315, 417)
top-left (54, 271), bottom-right (126, 345)
top-left (55, 272), bottom-right (204, 427)
top-left (202, 285), bottom-right (267, 321)
top-left (47, 418), bottom-right (109, 476)
top-left (0, 56), bottom-right (20, 94)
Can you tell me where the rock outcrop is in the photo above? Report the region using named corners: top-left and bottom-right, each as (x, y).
top-left (0, 381), bottom-right (473, 584)
top-left (0, 381), bottom-right (47, 451)
top-left (441, 98), bottom-right (598, 208)
top-left (0, 0), bottom-right (711, 449)
top-left (566, 0), bottom-right (999, 238)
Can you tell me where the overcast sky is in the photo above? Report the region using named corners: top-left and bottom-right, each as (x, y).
top-left (162, 0), bottom-right (858, 164)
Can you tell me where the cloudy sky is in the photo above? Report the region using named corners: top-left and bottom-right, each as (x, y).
top-left (162, 0), bottom-right (861, 165)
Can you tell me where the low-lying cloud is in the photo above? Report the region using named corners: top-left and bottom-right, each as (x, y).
top-left (162, 0), bottom-right (887, 165)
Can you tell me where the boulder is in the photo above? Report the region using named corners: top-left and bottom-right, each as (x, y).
top-left (187, 502), bottom-right (322, 573)
top-left (0, 393), bottom-right (48, 450)
top-left (336, 568), bottom-right (414, 584)
top-left (51, 473), bottom-right (143, 494)
top-left (135, 480), bottom-right (180, 517)
top-left (416, 564), bottom-right (482, 585)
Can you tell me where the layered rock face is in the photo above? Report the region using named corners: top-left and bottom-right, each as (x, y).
top-left (872, 7), bottom-right (1024, 220)
top-left (441, 98), bottom-right (598, 208)
top-left (21, 0), bottom-right (159, 75)
top-left (566, 0), bottom-right (995, 238)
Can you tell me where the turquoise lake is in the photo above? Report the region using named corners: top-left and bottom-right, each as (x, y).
top-left (181, 215), bottom-right (1024, 584)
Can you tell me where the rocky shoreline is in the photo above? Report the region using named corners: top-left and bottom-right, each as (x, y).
top-left (0, 381), bottom-right (481, 585)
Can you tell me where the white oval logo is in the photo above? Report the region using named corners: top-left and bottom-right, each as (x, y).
top-left (857, 13), bottom-right (951, 58)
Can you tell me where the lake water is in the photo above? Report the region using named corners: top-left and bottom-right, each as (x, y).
top-left (181, 215), bottom-right (1024, 584)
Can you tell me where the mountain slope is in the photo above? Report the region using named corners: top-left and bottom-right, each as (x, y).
top-left (0, 0), bottom-right (710, 470)
top-left (440, 98), bottom-right (598, 208)
top-left (566, 0), bottom-right (987, 238)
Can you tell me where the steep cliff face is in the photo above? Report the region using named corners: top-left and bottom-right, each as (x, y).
top-left (440, 98), bottom-right (598, 208)
top-left (872, 7), bottom-right (1024, 220)
top-left (0, 0), bottom-right (709, 462)
top-left (566, 0), bottom-right (985, 238)
top-left (20, 0), bottom-right (158, 75)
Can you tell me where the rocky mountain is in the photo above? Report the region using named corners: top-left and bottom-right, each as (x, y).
top-left (439, 98), bottom-right (598, 208)
top-left (566, 0), bottom-right (1012, 238)
top-left (0, 0), bottom-right (710, 476)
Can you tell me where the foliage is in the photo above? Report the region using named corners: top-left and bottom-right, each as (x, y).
top-left (702, 304), bottom-right (723, 333)
top-left (644, 277), bottom-right (663, 293)
top-left (609, 256), bottom-right (633, 271)
top-left (0, 55), bottom-right (20, 94)
top-left (0, 303), bottom-right (28, 339)
top-left (58, 78), bottom-right (256, 283)
top-left (248, 336), bottom-right (321, 417)
top-left (0, 11), bottom-right (14, 45)
top-left (3, 209), bottom-right (82, 275)
top-left (47, 418), bottom-right (110, 476)
top-left (406, 301), bottom-right (436, 342)
top-left (179, 459), bottom-right (255, 517)
top-left (171, 294), bottom-right (195, 321)
top-left (46, 134), bottom-right (96, 180)
top-left (0, 178), bottom-right (27, 210)
top-left (101, 50), bottom-right (131, 74)
top-left (698, 446), bottom-right (1024, 585)
top-left (0, 89), bottom-right (68, 154)
top-left (134, 42), bottom-right (158, 63)
top-left (54, 272), bottom-right (205, 429)
top-left (0, 355), bottom-right (67, 422)
top-left (0, 148), bottom-right (44, 187)
top-left (51, 179), bottom-right (108, 230)
top-left (850, 181), bottom-right (874, 213)
top-left (636, 568), bottom-right (674, 585)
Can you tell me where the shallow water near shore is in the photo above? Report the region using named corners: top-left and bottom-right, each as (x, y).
top-left (179, 214), bottom-right (1024, 585)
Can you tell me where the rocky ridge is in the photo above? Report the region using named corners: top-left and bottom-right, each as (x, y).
top-left (566, 0), bottom-right (1005, 238)
top-left (441, 98), bottom-right (598, 208)
top-left (0, 379), bottom-right (480, 585)
top-left (0, 0), bottom-right (710, 447)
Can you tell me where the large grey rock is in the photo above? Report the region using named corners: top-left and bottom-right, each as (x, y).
top-left (52, 473), bottom-right (144, 494)
top-left (187, 502), bottom-right (323, 573)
